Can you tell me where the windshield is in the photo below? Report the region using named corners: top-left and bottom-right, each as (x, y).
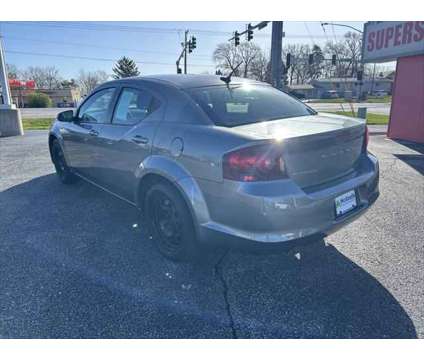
top-left (187, 83), bottom-right (316, 127)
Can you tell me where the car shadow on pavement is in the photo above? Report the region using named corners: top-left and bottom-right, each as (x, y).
top-left (393, 140), bottom-right (424, 155)
top-left (393, 154), bottom-right (424, 175)
top-left (392, 139), bottom-right (424, 175)
top-left (222, 242), bottom-right (417, 338)
top-left (0, 174), bottom-right (417, 338)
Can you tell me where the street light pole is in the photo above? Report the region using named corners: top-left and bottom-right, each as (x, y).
top-left (321, 22), bottom-right (369, 100)
top-left (321, 22), bottom-right (363, 34)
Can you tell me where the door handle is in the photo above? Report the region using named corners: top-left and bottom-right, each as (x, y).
top-left (132, 135), bottom-right (149, 145)
top-left (89, 129), bottom-right (99, 137)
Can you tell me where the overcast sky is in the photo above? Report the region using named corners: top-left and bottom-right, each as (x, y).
top-left (1, 21), bottom-right (367, 79)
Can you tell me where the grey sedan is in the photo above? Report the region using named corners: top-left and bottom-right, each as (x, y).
top-left (49, 75), bottom-right (379, 261)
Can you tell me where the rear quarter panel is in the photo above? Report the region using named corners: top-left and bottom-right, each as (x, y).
top-left (154, 123), bottom-right (255, 183)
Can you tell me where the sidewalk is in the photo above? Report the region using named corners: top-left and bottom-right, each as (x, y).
top-left (368, 125), bottom-right (388, 135)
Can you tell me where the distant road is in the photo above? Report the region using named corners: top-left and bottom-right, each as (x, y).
top-left (19, 102), bottom-right (391, 119)
top-left (20, 108), bottom-right (75, 119)
top-left (307, 102), bottom-right (391, 115)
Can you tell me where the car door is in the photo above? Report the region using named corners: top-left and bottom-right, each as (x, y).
top-left (94, 86), bottom-right (164, 201)
top-left (62, 87), bottom-right (117, 180)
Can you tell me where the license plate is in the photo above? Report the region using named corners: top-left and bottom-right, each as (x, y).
top-left (335, 190), bottom-right (357, 217)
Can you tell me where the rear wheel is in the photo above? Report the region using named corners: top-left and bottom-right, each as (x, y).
top-left (144, 182), bottom-right (199, 262)
top-left (51, 140), bottom-right (78, 184)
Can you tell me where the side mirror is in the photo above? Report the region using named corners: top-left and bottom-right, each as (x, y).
top-left (57, 110), bottom-right (75, 122)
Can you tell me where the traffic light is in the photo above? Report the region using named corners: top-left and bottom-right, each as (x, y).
top-left (234, 31), bottom-right (240, 46)
top-left (332, 54), bottom-right (337, 65)
top-left (177, 67), bottom-right (182, 74)
top-left (286, 53), bottom-right (291, 69)
top-left (357, 70), bottom-right (363, 81)
top-left (247, 24), bottom-right (253, 41)
top-left (308, 54), bottom-right (314, 65)
top-left (188, 36), bottom-right (196, 53)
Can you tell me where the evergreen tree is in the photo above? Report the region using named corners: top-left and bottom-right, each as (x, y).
top-left (112, 57), bottom-right (140, 79)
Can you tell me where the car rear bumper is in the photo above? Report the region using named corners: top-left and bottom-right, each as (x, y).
top-left (195, 153), bottom-right (379, 248)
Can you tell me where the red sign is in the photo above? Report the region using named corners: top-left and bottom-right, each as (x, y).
top-left (363, 21), bottom-right (424, 63)
top-left (8, 79), bottom-right (36, 89)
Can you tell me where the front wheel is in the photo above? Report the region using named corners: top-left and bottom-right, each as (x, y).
top-left (51, 140), bottom-right (78, 184)
top-left (144, 182), bottom-right (199, 262)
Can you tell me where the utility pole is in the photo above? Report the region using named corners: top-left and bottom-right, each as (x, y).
top-left (176, 30), bottom-right (196, 75)
top-left (184, 30), bottom-right (188, 74)
top-left (228, 21), bottom-right (283, 90)
top-left (270, 21), bottom-right (284, 90)
top-left (0, 32), bottom-right (23, 137)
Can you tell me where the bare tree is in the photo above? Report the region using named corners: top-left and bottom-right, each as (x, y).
top-left (238, 42), bottom-right (261, 78)
top-left (77, 70), bottom-right (109, 96)
top-left (249, 51), bottom-right (270, 82)
top-left (283, 44), bottom-right (312, 85)
top-left (324, 31), bottom-right (362, 78)
top-left (213, 42), bottom-right (242, 75)
top-left (20, 66), bottom-right (62, 89)
top-left (308, 45), bottom-right (325, 80)
top-left (6, 64), bottom-right (18, 79)
top-left (213, 42), bottom-right (261, 78)
top-left (343, 32), bottom-right (362, 77)
top-left (44, 66), bottom-right (61, 89)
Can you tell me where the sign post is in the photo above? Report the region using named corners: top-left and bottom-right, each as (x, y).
top-left (0, 34), bottom-right (23, 137)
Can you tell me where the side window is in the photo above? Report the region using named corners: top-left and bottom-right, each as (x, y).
top-left (78, 88), bottom-right (115, 124)
top-left (112, 88), bottom-right (159, 125)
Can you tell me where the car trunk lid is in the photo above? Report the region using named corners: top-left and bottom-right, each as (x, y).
top-left (228, 113), bottom-right (366, 188)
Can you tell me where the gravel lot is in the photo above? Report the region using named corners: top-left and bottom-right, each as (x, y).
top-left (0, 131), bottom-right (423, 338)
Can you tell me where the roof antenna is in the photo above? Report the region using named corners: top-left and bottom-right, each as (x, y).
top-left (220, 61), bottom-right (243, 85)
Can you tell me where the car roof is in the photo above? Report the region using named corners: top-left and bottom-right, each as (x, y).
top-left (103, 74), bottom-right (266, 90)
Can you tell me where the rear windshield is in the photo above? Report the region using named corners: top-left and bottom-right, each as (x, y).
top-left (187, 83), bottom-right (316, 127)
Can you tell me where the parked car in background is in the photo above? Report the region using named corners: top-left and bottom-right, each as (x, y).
top-left (374, 90), bottom-right (389, 97)
top-left (49, 75), bottom-right (379, 261)
top-left (321, 90), bottom-right (339, 99)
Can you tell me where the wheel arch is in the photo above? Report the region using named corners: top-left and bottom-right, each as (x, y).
top-left (135, 156), bottom-right (211, 237)
top-left (48, 133), bottom-right (59, 157)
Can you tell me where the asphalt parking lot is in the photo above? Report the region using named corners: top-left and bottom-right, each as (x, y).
top-left (0, 131), bottom-right (423, 338)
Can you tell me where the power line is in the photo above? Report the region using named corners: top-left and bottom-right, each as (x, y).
top-left (1, 21), bottom-right (330, 39)
top-left (303, 22), bottom-right (316, 46)
top-left (4, 49), bottom-right (215, 68)
top-left (331, 23), bottom-right (338, 43)
top-left (1, 21), bottom-right (255, 37)
top-left (2, 35), bottom-right (212, 59)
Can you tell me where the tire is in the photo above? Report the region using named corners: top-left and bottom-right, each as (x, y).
top-left (51, 140), bottom-right (78, 184)
top-left (144, 182), bottom-right (199, 262)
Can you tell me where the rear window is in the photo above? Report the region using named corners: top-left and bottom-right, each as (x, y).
top-left (187, 83), bottom-right (316, 127)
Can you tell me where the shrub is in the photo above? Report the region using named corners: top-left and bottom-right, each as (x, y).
top-left (26, 92), bottom-right (53, 108)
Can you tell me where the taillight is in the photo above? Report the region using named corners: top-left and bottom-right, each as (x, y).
top-left (364, 126), bottom-right (369, 151)
top-left (223, 144), bottom-right (286, 182)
